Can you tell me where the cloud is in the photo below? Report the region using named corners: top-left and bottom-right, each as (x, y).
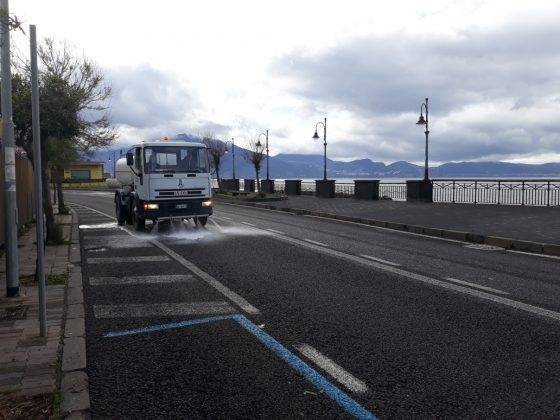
top-left (273, 17), bottom-right (560, 162)
top-left (107, 64), bottom-right (198, 129)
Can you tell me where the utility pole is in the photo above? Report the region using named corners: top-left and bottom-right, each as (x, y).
top-left (30, 24), bottom-right (46, 336)
top-left (1, 0), bottom-right (20, 297)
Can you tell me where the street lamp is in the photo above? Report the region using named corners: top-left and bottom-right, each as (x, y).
top-left (416, 98), bottom-right (430, 181)
top-left (257, 130), bottom-right (269, 180)
top-left (225, 138), bottom-right (236, 179)
top-left (312, 117), bottom-right (327, 180)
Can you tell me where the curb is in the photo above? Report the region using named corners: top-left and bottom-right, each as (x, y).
top-left (60, 209), bottom-right (90, 419)
top-left (216, 198), bottom-right (560, 257)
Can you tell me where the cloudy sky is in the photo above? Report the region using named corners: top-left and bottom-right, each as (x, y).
top-left (13, 0), bottom-right (560, 164)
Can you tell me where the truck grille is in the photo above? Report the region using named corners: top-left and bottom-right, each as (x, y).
top-left (156, 189), bottom-right (204, 197)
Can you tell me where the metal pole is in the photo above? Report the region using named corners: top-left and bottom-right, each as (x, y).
top-left (323, 118), bottom-right (327, 181)
top-left (30, 25), bottom-right (46, 336)
top-left (265, 130), bottom-right (269, 180)
top-left (231, 138), bottom-right (235, 180)
top-left (1, 0), bottom-right (19, 297)
top-left (112, 151), bottom-right (116, 177)
top-left (424, 98), bottom-right (429, 181)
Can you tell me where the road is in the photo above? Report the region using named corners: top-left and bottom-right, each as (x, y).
top-left (65, 190), bottom-right (560, 418)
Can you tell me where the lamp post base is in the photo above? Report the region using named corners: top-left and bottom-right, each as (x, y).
top-left (260, 179), bottom-right (275, 194)
top-left (243, 179), bottom-right (255, 192)
top-left (315, 180), bottom-right (335, 198)
top-left (354, 180), bottom-right (380, 200)
top-left (406, 179), bottom-right (433, 203)
top-left (285, 180), bottom-right (302, 195)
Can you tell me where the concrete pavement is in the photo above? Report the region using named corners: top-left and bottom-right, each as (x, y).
top-left (65, 190), bottom-right (560, 418)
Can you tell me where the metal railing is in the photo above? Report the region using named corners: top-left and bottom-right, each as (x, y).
top-left (432, 179), bottom-right (560, 206)
top-left (215, 178), bottom-right (560, 206)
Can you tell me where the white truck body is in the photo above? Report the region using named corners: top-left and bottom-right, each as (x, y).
top-left (114, 140), bottom-right (213, 229)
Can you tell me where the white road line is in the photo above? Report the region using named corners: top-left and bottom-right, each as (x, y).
top-left (209, 218), bottom-right (224, 231)
top-left (220, 216), bottom-right (232, 220)
top-left (68, 201), bottom-right (261, 315)
top-left (507, 249), bottom-right (560, 261)
top-left (360, 255), bottom-right (400, 267)
top-left (236, 224), bottom-right (560, 322)
top-left (266, 228), bottom-right (286, 235)
top-left (241, 221), bottom-right (256, 227)
top-left (303, 239), bottom-right (329, 247)
top-left (294, 343), bottom-right (368, 394)
top-left (87, 255), bottom-right (170, 264)
top-left (93, 301), bottom-right (235, 319)
top-left (89, 274), bottom-right (194, 286)
top-left (150, 240), bottom-right (261, 315)
top-left (445, 277), bottom-right (510, 295)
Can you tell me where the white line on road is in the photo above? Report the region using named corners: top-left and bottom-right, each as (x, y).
top-left (209, 218), bottom-right (224, 231)
top-left (241, 221), bottom-right (256, 227)
top-left (87, 255), bottom-right (170, 264)
top-left (68, 201), bottom-right (261, 315)
top-left (360, 255), bottom-right (400, 267)
top-left (445, 277), bottom-right (510, 295)
top-left (93, 301), bottom-right (235, 318)
top-left (303, 239), bottom-right (329, 247)
top-left (89, 274), bottom-right (194, 286)
top-left (150, 240), bottom-right (261, 315)
top-left (294, 343), bottom-right (368, 394)
top-left (234, 224), bottom-right (560, 322)
top-left (220, 216), bottom-right (232, 220)
top-left (507, 249), bottom-right (560, 261)
top-left (266, 228), bottom-right (286, 235)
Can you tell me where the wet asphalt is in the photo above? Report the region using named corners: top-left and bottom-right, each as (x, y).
top-left (66, 190), bottom-right (560, 419)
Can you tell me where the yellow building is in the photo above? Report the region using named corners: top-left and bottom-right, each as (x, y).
top-left (63, 161), bottom-right (105, 181)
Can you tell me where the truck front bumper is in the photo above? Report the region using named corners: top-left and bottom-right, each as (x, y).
top-left (138, 198), bottom-right (213, 219)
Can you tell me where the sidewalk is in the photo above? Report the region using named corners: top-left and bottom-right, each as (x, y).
top-left (0, 211), bottom-right (88, 418)
top-left (218, 195), bottom-right (560, 254)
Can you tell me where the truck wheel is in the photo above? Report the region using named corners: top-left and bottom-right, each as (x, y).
top-left (115, 201), bottom-right (126, 226)
top-left (132, 202), bottom-right (145, 231)
top-left (196, 216), bottom-right (208, 228)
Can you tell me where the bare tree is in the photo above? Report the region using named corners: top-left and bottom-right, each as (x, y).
top-left (201, 131), bottom-right (227, 188)
top-left (243, 138), bottom-right (265, 193)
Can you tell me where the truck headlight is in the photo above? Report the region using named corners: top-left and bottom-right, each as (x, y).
top-left (144, 203), bottom-right (159, 210)
top-left (202, 199), bottom-right (212, 207)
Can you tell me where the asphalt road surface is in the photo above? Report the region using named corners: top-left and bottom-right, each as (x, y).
top-left (65, 190), bottom-right (560, 419)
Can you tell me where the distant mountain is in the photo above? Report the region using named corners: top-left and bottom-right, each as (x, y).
top-left (87, 135), bottom-right (560, 179)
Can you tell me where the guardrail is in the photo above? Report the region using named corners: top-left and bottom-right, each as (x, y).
top-left (214, 178), bottom-right (560, 206)
top-left (432, 179), bottom-right (560, 206)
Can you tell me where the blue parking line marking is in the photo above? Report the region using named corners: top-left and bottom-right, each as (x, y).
top-left (103, 315), bottom-right (236, 337)
top-left (104, 314), bottom-right (377, 419)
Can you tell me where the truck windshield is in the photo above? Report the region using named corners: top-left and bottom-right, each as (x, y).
top-left (143, 146), bottom-right (209, 173)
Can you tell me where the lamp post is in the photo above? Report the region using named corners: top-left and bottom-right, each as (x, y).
top-left (257, 130), bottom-right (269, 180)
top-left (416, 98), bottom-right (430, 181)
top-left (312, 118), bottom-right (327, 180)
top-left (225, 138), bottom-right (236, 179)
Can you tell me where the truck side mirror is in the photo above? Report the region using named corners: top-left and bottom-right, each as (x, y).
top-left (126, 152), bottom-right (134, 166)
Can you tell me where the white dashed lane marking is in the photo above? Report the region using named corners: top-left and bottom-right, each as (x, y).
top-left (360, 255), bottom-right (400, 267)
top-left (93, 301), bottom-right (235, 318)
top-left (294, 343), bottom-right (369, 394)
top-left (445, 277), bottom-right (510, 295)
top-left (87, 256), bottom-right (170, 264)
top-left (89, 274), bottom-right (194, 286)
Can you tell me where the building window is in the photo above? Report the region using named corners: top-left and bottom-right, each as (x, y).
top-left (71, 169), bottom-right (91, 180)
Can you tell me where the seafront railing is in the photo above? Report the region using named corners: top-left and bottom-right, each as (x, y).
top-left (432, 179), bottom-right (560, 206)
top-left (216, 178), bottom-right (560, 206)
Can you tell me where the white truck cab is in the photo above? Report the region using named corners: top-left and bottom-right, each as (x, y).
top-left (114, 140), bottom-right (213, 230)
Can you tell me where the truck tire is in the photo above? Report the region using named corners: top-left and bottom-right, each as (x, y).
top-left (132, 201), bottom-right (145, 231)
top-left (115, 201), bottom-right (126, 226)
top-left (195, 216), bottom-right (208, 228)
